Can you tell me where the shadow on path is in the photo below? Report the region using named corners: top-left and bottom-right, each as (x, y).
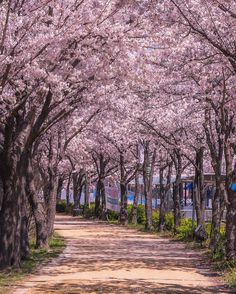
top-left (13, 215), bottom-right (233, 294)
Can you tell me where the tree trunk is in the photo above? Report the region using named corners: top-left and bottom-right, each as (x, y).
top-left (143, 142), bottom-right (156, 230)
top-left (72, 172), bottom-right (80, 209)
top-left (120, 182), bottom-right (128, 225)
top-left (56, 177), bottom-right (63, 201)
top-left (0, 177), bottom-right (22, 268)
top-left (66, 174), bottom-right (71, 207)
top-left (210, 179), bottom-right (222, 251)
top-left (173, 182), bottom-right (181, 230)
top-left (131, 171), bottom-right (140, 224)
top-left (100, 179), bottom-right (106, 220)
top-left (226, 188), bottom-right (236, 259)
top-left (224, 140), bottom-right (236, 259)
top-left (159, 167), bottom-right (165, 231)
top-left (46, 176), bottom-right (58, 237)
top-left (20, 194), bottom-right (30, 259)
top-left (28, 189), bottom-right (48, 249)
top-left (95, 180), bottom-right (101, 218)
top-left (78, 184), bottom-right (83, 207)
top-left (26, 159), bottom-right (48, 249)
top-left (172, 151), bottom-right (182, 231)
top-left (194, 147), bottom-right (206, 227)
top-left (84, 173), bottom-right (90, 208)
top-left (119, 152), bottom-right (128, 225)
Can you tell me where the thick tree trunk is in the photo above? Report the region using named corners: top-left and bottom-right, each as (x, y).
top-left (0, 146), bottom-right (32, 268)
top-left (131, 171), bottom-right (140, 224)
top-left (0, 177), bottom-right (22, 268)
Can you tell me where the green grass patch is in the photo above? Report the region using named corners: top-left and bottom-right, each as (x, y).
top-left (0, 232), bottom-right (65, 292)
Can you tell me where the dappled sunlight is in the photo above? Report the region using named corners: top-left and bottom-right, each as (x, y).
top-left (12, 216), bottom-right (232, 294)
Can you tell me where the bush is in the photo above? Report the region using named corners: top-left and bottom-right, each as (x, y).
top-left (83, 203), bottom-right (95, 218)
top-left (127, 204), bottom-right (133, 222)
top-left (152, 210), bottom-right (160, 229)
top-left (127, 204), bottom-right (146, 224)
top-left (137, 204), bottom-right (146, 224)
top-left (65, 203), bottom-right (74, 214)
top-left (165, 212), bottom-right (174, 231)
top-left (56, 200), bottom-right (67, 213)
top-left (107, 209), bottom-right (119, 221)
top-left (128, 205), bottom-right (159, 228)
top-left (176, 218), bottom-right (196, 241)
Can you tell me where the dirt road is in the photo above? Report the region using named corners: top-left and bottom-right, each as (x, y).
top-left (13, 215), bottom-right (231, 293)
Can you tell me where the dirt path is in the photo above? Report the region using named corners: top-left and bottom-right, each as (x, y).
top-left (12, 215), bottom-right (231, 294)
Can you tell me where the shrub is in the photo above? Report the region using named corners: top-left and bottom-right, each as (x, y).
top-left (83, 203), bottom-right (95, 218)
top-left (127, 204), bottom-right (146, 224)
top-left (107, 209), bottom-right (119, 221)
top-left (137, 204), bottom-right (146, 224)
top-left (127, 204), bottom-right (133, 222)
top-left (65, 203), bottom-right (74, 214)
top-left (165, 212), bottom-right (174, 231)
top-left (152, 210), bottom-right (160, 229)
top-left (56, 200), bottom-right (67, 213)
top-left (176, 218), bottom-right (196, 241)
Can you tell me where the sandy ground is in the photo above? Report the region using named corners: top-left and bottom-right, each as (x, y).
top-left (12, 215), bottom-right (232, 294)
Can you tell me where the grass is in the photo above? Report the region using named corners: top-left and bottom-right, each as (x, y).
top-left (0, 232), bottom-right (65, 292)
